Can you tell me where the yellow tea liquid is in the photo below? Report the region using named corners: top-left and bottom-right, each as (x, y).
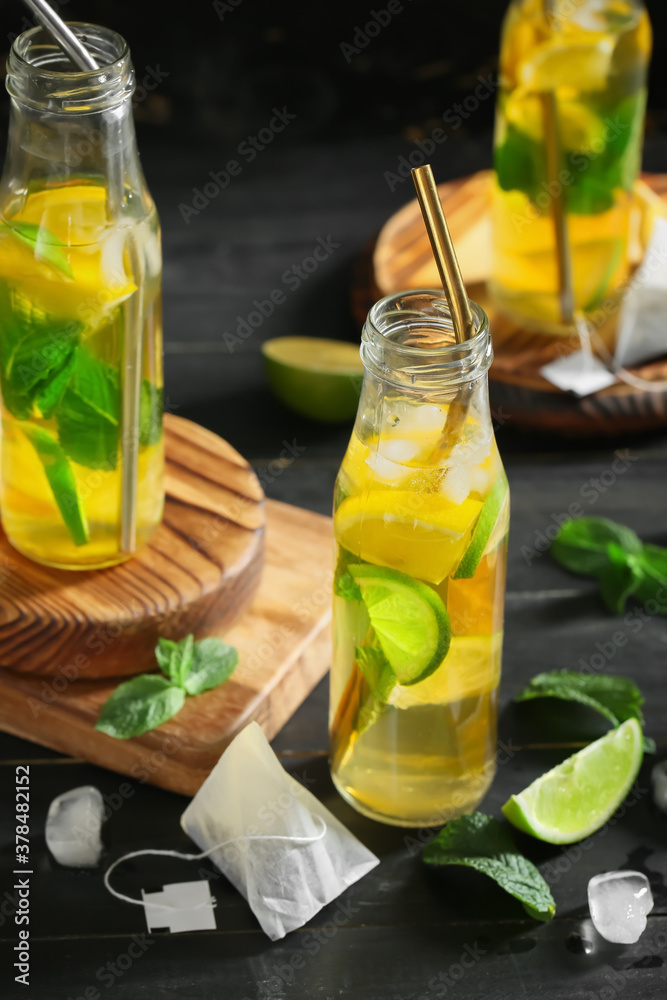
top-left (331, 402), bottom-right (509, 827)
top-left (491, 0), bottom-right (651, 332)
top-left (0, 182), bottom-right (163, 568)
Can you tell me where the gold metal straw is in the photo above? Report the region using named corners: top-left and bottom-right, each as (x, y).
top-left (540, 91), bottom-right (575, 326)
top-left (411, 165), bottom-right (475, 457)
top-left (412, 165), bottom-right (476, 343)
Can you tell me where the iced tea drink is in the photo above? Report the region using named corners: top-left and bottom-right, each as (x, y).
top-left (330, 292), bottom-right (509, 827)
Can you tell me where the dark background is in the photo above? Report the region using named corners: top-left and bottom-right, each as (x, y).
top-left (1, 6), bottom-right (667, 999)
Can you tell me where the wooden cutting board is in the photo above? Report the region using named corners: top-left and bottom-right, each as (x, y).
top-left (0, 414), bottom-right (265, 678)
top-left (354, 171), bottom-right (667, 436)
top-left (0, 497), bottom-right (333, 795)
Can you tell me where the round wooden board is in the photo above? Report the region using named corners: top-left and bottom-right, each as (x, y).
top-left (0, 414), bottom-right (265, 678)
top-left (353, 170), bottom-right (667, 437)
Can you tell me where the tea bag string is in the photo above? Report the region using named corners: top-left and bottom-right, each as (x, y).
top-left (103, 815), bottom-right (328, 911)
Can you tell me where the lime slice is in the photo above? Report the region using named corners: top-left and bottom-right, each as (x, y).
top-left (502, 719), bottom-right (644, 845)
top-left (336, 490), bottom-right (482, 584)
top-left (454, 476), bottom-right (509, 580)
top-left (262, 337), bottom-right (363, 423)
top-left (347, 563), bottom-right (450, 686)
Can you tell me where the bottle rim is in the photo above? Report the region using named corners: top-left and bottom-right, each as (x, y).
top-left (7, 23), bottom-right (134, 112)
top-left (362, 288), bottom-right (493, 389)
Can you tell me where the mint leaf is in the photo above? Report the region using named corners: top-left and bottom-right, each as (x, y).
top-left (336, 571), bottom-right (362, 602)
top-left (515, 670), bottom-right (654, 753)
top-left (423, 812), bottom-right (555, 922)
top-left (95, 675), bottom-right (185, 739)
top-left (551, 517), bottom-right (642, 577)
top-left (633, 545), bottom-right (667, 614)
top-left (515, 670), bottom-right (645, 727)
top-left (140, 381), bottom-right (163, 447)
top-left (55, 348), bottom-right (119, 469)
top-left (155, 634), bottom-right (194, 687)
top-left (356, 645), bottom-right (396, 701)
top-left (4, 221), bottom-right (73, 278)
top-left (183, 637), bottom-right (238, 695)
top-left (599, 543), bottom-right (644, 615)
top-left (0, 284), bottom-right (80, 420)
top-left (21, 424), bottom-right (88, 546)
top-left (35, 349), bottom-right (77, 419)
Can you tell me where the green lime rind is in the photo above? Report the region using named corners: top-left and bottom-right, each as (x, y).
top-left (347, 563), bottom-right (450, 686)
top-left (501, 718), bottom-right (643, 845)
top-left (453, 475), bottom-right (509, 580)
top-left (262, 337), bottom-right (363, 424)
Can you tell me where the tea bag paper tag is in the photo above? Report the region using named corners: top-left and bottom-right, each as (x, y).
top-left (180, 722), bottom-right (380, 941)
top-left (615, 217), bottom-right (667, 369)
top-left (141, 880), bottom-right (216, 934)
top-left (540, 349), bottom-right (617, 396)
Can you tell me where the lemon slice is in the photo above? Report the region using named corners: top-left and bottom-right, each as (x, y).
top-left (335, 490), bottom-right (482, 584)
top-left (388, 633), bottom-right (503, 709)
top-left (262, 337), bottom-right (363, 423)
top-left (520, 36), bottom-right (615, 93)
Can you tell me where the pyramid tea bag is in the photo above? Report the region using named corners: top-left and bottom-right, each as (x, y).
top-left (180, 722), bottom-right (379, 940)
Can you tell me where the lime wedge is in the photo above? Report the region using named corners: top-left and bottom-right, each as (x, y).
top-left (347, 563), bottom-right (450, 686)
top-left (502, 719), bottom-right (644, 845)
top-left (453, 476), bottom-right (509, 579)
top-left (262, 336), bottom-right (363, 423)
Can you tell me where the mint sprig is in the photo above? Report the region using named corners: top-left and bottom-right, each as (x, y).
top-left (4, 220), bottom-right (74, 278)
top-left (515, 669), bottom-right (655, 754)
top-left (551, 517), bottom-right (667, 616)
top-left (423, 812), bottom-right (555, 922)
top-left (95, 634), bottom-right (239, 739)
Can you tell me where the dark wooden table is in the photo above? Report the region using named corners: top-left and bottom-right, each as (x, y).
top-left (1, 134), bottom-right (667, 999)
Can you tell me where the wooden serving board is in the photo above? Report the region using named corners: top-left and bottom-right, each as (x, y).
top-left (353, 170), bottom-right (667, 437)
top-left (0, 498), bottom-right (333, 796)
top-left (0, 414), bottom-right (264, 678)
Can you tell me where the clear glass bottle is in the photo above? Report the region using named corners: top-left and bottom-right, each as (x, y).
top-left (0, 23), bottom-right (163, 569)
top-left (330, 291), bottom-right (509, 828)
top-left (491, 0), bottom-right (652, 334)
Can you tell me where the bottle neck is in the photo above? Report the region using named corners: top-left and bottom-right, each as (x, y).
top-left (2, 24), bottom-right (148, 223)
top-left (361, 290), bottom-right (493, 394)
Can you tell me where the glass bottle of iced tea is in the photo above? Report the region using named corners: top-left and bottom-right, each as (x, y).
top-left (0, 23), bottom-right (163, 569)
top-left (491, 0), bottom-right (651, 333)
top-left (330, 291), bottom-right (509, 827)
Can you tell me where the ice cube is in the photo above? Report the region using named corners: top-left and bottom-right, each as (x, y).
top-left (651, 759), bottom-right (667, 814)
top-left (45, 786), bottom-right (105, 868)
top-left (441, 464), bottom-right (471, 504)
top-left (588, 870), bottom-right (654, 944)
top-left (377, 438), bottom-right (421, 463)
top-left (384, 402), bottom-right (444, 435)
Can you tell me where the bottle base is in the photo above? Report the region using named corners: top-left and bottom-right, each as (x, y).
top-left (331, 769), bottom-right (495, 829)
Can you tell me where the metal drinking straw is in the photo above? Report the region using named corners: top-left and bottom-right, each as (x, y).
top-left (21, 0), bottom-right (142, 554)
top-left (22, 0), bottom-right (99, 70)
top-left (411, 164), bottom-right (475, 456)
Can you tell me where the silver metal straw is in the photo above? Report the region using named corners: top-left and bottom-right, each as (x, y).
top-left (22, 0), bottom-right (98, 70)
top-left (20, 0), bottom-right (142, 555)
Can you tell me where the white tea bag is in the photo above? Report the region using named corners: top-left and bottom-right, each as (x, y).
top-left (615, 217), bottom-right (667, 369)
top-left (180, 722), bottom-right (379, 940)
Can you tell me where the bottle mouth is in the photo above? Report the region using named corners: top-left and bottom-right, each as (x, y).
top-left (7, 23), bottom-right (133, 112)
top-left (362, 289), bottom-right (493, 390)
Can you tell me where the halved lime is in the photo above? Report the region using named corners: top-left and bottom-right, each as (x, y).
top-left (262, 337), bottom-right (363, 423)
top-left (453, 476), bottom-right (509, 579)
top-left (502, 719), bottom-right (644, 845)
top-left (347, 563), bottom-right (450, 686)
